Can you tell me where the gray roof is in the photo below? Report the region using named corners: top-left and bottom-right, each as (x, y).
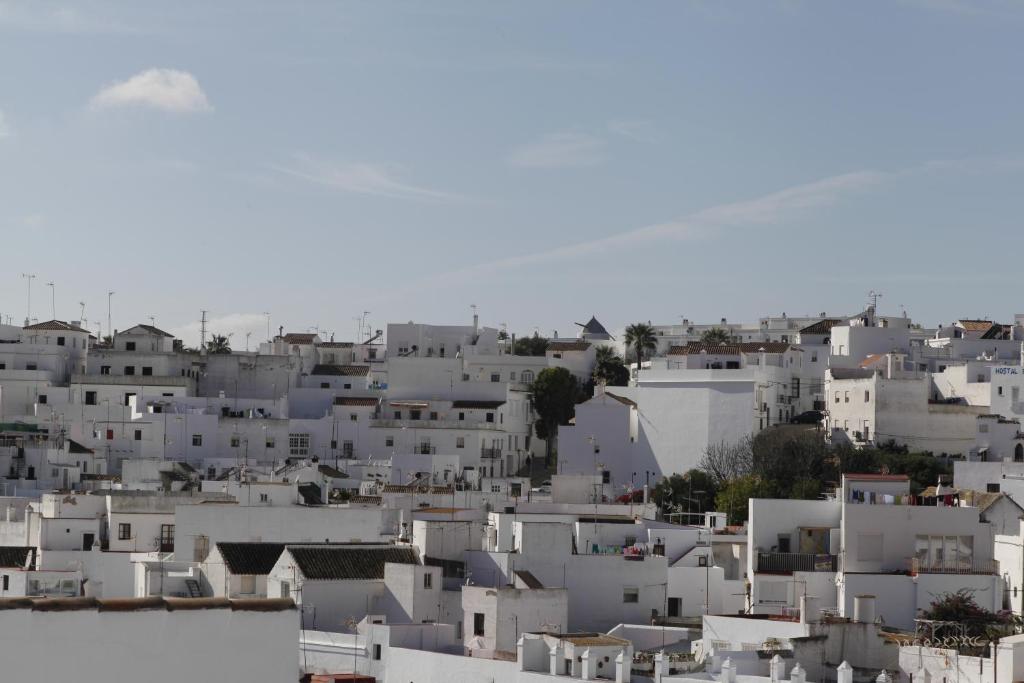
top-left (289, 546), bottom-right (418, 580)
top-left (216, 543), bottom-right (286, 576)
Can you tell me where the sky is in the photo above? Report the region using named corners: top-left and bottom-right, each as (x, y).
top-left (1, 0), bottom-right (1023, 347)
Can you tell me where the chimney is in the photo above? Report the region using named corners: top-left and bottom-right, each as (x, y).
top-left (876, 671), bottom-right (892, 683)
top-left (790, 663), bottom-right (806, 683)
top-left (770, 655), bottom-right (786, 683)
top-left (886, 353), bottom-right (895, 379)
top-left (721, 658), bottom-right (737, 683)
top-left (853, 594), bottom-right (876, 624)
top-left (800, 595), bottom-right (820, 624)
top-left (837, 661), bottom-right (853, 683)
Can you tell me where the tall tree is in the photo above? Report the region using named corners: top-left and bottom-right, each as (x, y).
top-left (514, 332), bottom-right (549, 356)
top-left (624, 323), bottom-right (657, 371)
top-left (700, 327), bottom-right (733, 344)
top-left (529, 367), bottom-right (580, 466)
top-left (205, 333), bottom-right (232, 354)
top-left (592, 345), bottom-right (629, 386)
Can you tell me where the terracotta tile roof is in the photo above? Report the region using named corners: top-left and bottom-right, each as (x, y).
top-left (604, 392), bottom-right (637, 407)
top-left (288, 546), bottom-right (418, 580)
top-left (283, 333), bottom-right (318, 344)
top-left (859, 354), bottom-right (886, 368)
top-left (548, 341), bottom-right (591, 352)
top-left (956, 319), bottom-right (993, 332)
top-left (551, 632), bottom-right (630, 647)
top-left (981, 324), bottom-right (1011, 340)
top-left (0, 546), bottom-right (35, 569)
top-left (216, 542), bottom-right (285, 576)
top-left (382, 484), bottom-right (455, 495)
top-left (799, 319), bottom-right (842, 335)
top-left (844, 473), bottom-right (909, 482)
top-left (315, 342), bottom-right (354, 348)
top-left (333, 396), bottom-right (379, 407)
top-left (311, 365), bottom-right (370, 376)
top-left (22, 320), bottom-right (90, 334)
top-left (451, 400), bottom-right (505, 409)
top-left (0, 596), bottom-right (295, 612)
top-left (668, 343), bottom-right (741, 355)
top-left (738, 342), bottom-right (793, 354)
top-left (349, 495), bottom-right (382, 505)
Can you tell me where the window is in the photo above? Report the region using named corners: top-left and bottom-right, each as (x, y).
top-left (159, 524), bottom-right (174, 551)
top-left (393, 410), bottom-right (401, 420)
top-left (602, 470), bottom-right (610, 484)
top-left (343, 383), bottom-right (351, 390)
top-left (373, 644), bottom-right (382, 661)
top-left (491, 485), bottom-right (501, 493)
top-left (26, 362), bottom-right (37, 370)
top-left (456, 437), bottom-right (465, 449)
top-left (100, 365), bottom-right (110, 375)
top-left (280, 583), bottom-right (290, 599)
top-left (118, 523), bottom-right (131, 540)
top-left (2, 575), bottom-right (8, 591)
top-left (458, 412), bottom-right (465, 421)
top-left (192, 434), bottom-right (202, 447)
top-left (349, 413), bottom-right (358, 421)
top-left (259, 493), bottom-right (269, 503)
top-left (510, 372), bottom-right (516, 381)
top-left (230, 435), bottom-right (240, 448)
top-left (979, 423), bottom-right (989, 434)
top-left (999, 387), bottom-right (1004, 396)
top-left (987, 483), bottom-right (1001, 493)
top-left (265, 437), bottom-right (275, 449)
top-left (142, 367), bottom-right (153, 376)
top-left (485, 412), bottom-right (494, 423)
top-left (430, 411), bottom-right (438, 421)
top-left (342, 441), bottom-right (353, 457)
top-left (289, 433), bottom-right (310, 456)
top-left (106, 428), bottom-right (114, 440)
top-left (864, 390), bottom-right (870, 402)
top-left (57, 336), bottom-right (65, 346)
top-left (125, 341), bottom-right (136, 351)
top-left (320, 382), bottom-right (330, 389)
top-left (240, 575), bottom-right (256, 595)
top-left (84, 391), bottom-right (97, 406)
top-left (410, 410), bottom-right (421, 420)
top-left (844, 391), bottom-right (849, 403)
top-left (521, 370), bottom-right (534, 384)
top-left (811, 352), bottom-right (818, 363)
top-left (124, 366), bottom-right (135, 376)
top-left (623, 587), bottom-right (639, 603)
top-left (834, 392), bottom-right (840, 404)
top-left (473, 612), bottom-right (485, 636)
top-left (423, 573), bottom-right (432, 589)
top-left (38, 394), bottom-right (47, 405)
top-left (490, 373), bottom-right (500, 382)
top-left (385, 437), bottom-right (394, 447)
top-left (134, 429), bottom-right (142, 441)
top-left (462, 373), bottom-right (469, 381)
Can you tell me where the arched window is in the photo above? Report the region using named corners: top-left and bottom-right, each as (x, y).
top-left (1015, 443), bottom-right (1023, 463)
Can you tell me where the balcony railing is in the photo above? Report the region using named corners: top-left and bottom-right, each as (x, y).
top-left (757, 552), bottom-right (837, 573)
top-left (480, 448), bottom-right (502, 458)
top-left (910, 557), bottom-right (998, 575)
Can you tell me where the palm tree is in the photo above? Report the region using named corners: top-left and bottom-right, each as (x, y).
top-left (624, 323), bottom-right (657, 371)
top-left (700, 327), bottom-right (733, 344)
top-left (205, 333), bottom-right (232, 354)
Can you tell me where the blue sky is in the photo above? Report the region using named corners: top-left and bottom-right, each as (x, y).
top-left (2, 0), bottom-right (1023, 346)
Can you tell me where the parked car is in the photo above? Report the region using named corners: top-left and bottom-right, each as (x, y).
top-left (790, 410), bottom-right (824, 425)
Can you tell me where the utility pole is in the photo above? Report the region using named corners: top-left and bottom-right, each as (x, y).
top-left (107, 291), bottom-right (115, 342)
top-left (199, 310), bottom-right (208, 350)
top-left (20, 273), bottom-right (35, 325)
top-left (78, 301), bottom-right (87, 327)
top-left (46, 282), bottom-right (55, 320)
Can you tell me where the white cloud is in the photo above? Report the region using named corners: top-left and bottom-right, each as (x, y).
top-left (0, 109), bottom-right (10, 138)
top-left (606, 119), bottom-right (657, 143)
top-left (507, 132), bottom-right (606, 168)
top-left (90, 68), bottom-right (211, 113)
top-left (271, 155), bottom-right (465, 203)
top-left (168, 313), bottom-right (271, 350)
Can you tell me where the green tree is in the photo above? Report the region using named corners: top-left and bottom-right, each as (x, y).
top-left (514, 332), bottom-right (549, 356)
top-left (751, 429), bottom-right (832, 498)
top-left (205, 333), bottom-right (232, 354)
top-left (529, 367), bottom-right (581, 466)
top-left (592, 346), bottom-right (630, 387)
top-left (653, 470), bottom-right (719, 516)
top-left (715, 475), bottom-right (771, 525)
top-left (700, 327), bottom-right (734, 344)
top-left (624, 323), bottom-right (657, 370)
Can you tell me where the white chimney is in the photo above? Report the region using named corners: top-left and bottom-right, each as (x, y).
top-left (853, 594), bottom-right (876, 624)
top-left (770, 654), bottom-right (786, 683)
top-left (721, 658), bottom-right (737, 683)
top-left (800, 595), bottom-right (820, 624)
top-left (876, 671), bottom-right (892, 683)
top-left (790, 663), bottom-right (806, 683)
top-left (837, 661), bottom-right (853, 683)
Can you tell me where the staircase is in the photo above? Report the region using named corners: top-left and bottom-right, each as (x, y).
top-left (184, 579), bottom-right (203, 598)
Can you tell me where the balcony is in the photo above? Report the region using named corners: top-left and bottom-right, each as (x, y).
top-left (757, 552), bottom-right (837, 573)
top-left (910, 557), bottom-right (998, 576)
top-left (480, 448), bottom-right (502, 459)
